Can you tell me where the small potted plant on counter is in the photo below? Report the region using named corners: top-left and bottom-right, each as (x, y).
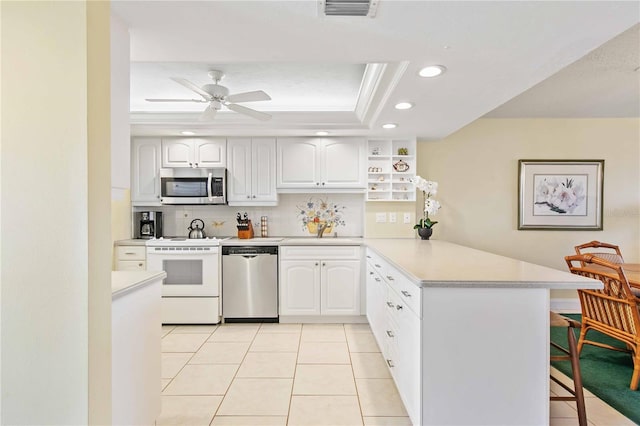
top-left (412, 176), bottom-right (441, 240)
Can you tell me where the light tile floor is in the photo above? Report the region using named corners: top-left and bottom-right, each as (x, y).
top-left (157, 323), bottom-right (635, 426)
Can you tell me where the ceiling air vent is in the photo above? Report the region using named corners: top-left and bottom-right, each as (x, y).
top-left (322, 0), bottom-right (378, 17)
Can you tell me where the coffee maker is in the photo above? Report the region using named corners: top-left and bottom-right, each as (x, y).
top-left (136, 211), bottom-right (163, 239)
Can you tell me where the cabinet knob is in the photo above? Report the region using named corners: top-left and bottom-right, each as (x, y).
top-left (315, 262), bottom-right (319, 266)
top-left (322, 182), bottom-right (325, 186)
top-left (386, 359), bottom-right (395, 368)
top-left (316, 182), bottom-right (320, 186)
top-left (386, 301), bottom-right (394, 308)
top-left (138, 263), bottom-right (143, 267)
top-left (252, 195), bottom-right (256, 198)
top-left (396, 305), bottom-right (403, 310)
top-left (189, 162), bottom-right (193, 167)
top-left (247, 195), bottom-right (251, 199)
top-left (194, 162), bottom-right (199, 167)
top-left (386, 330), bottom-right (394, 338)
top-left (322, 262), bottom-right (326, 267)
top-left (401, 290), bottom-right (412, 298)
top-left (386, 275), bottom-right (395, 281)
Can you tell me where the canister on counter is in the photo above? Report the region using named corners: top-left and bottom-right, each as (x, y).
top-left (261, 216), bottom-right (268, 237)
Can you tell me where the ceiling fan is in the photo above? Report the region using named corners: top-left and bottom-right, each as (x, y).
top-left (145, 70), bottom-right (272, 121)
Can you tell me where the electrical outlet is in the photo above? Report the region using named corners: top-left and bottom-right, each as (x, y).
top-left (389, 212), bottom-right (397, 223)
top-left (375, 212), bottom-right (387, 223)
top-left (403, 212), bottom-right (411, 224)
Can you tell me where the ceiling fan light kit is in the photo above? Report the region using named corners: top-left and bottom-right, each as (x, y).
top-left (145, 70), bottom-right (273, 121)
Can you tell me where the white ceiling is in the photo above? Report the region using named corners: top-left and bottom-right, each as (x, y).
top-left (113, 1), bottom-right (640, 139)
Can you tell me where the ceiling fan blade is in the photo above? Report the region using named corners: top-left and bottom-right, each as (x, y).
top-left (226, 103), bottom-right (272, 121)
top-left (145, 98), bottom-right (208, 103)
top-left (199, 105), bottom-right (218, 121)
top-left (170, 77), bottom-right (212, 100)
top-left (226, 90), bottom-right (271, 103)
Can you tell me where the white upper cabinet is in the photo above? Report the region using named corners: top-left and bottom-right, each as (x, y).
top-left (226, 137), bottom-right (277, 206)
top-left (131, 138), bottom-right (162, 205)
top-left (162, 138), bottom-right (226, 168)
top-left (277, 138), bottom-right (366, 190)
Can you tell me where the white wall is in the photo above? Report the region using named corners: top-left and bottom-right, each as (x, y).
top-left (1, 2), bottom-right (111, 423)
top-left (417, 118), bottom-right (640, 300)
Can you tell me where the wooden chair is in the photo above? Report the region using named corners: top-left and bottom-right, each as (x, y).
top-left (565, 254), bottom-right (640, 391)
top-left (550, 311), bottom-right (587, 426)
top-left (575, 241), bottom-right (625, 264)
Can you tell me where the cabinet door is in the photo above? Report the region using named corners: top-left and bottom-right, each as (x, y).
top-left (131, 138), bottom-right (162, 204)
top-left (162, 139), bottom-right (193, 168)
top-left (226, 138), bottom-right (252, 203)
top-left (277, 138), bottom-right (321, 188)
top-left (280, 260), bottom-right (320, 315)
top-left (395, 292), bottom-right (422, 425)
top-left (321, 138), bottom-right (366, 188)
top-left (320, 260), bottom-right (360, 315)
top-left (251, 138), bottom-right (277, 202)
top-left (195, 138), bottom-right (226, 168)
top-left (366, 262), bottom-right (387, 347)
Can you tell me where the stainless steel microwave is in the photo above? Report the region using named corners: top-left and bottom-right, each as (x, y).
top-left (160, 168), bottom-right (226, 205)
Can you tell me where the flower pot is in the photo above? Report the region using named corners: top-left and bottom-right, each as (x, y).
top-left (417, 227), bottom-right (433, 240)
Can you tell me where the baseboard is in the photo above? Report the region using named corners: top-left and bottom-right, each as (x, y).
top-left (279, 315), bottom-right (368, 324)
top-left (550, 298), bottom-right (581, 314)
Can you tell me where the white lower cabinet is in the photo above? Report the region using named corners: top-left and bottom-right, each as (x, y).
top-left (115, 245), bottom-right (146, 271)
top-left (279, 246), bottom-right (361, 317)
top-left (366, 249), bottom-right (421, 425)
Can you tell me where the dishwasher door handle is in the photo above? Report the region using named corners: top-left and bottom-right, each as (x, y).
top-left (225, 253), bottom-right (272, 258)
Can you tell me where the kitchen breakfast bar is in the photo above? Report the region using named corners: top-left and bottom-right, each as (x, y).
top-left (363, 239), bottom-right (602, 426)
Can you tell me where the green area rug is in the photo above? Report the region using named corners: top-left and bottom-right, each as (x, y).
top-left (550, 314), bottom-right (640, 423)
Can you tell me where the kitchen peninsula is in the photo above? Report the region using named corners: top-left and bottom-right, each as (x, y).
top-left (364, 239), bottom-right (602, 426)
top-left (112, 270), bottom-right (166, 425)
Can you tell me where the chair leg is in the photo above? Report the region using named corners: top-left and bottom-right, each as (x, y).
top-left (630, 351), bottom-right (640, 391)
top-left (567, 326), bottom-right (587, 426)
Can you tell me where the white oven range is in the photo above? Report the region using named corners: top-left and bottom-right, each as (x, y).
top-left (146, 237), bottom-right (221, 324)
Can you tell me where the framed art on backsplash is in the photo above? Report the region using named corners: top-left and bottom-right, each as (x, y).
top-left (518, 159), bottom-right (604, 230)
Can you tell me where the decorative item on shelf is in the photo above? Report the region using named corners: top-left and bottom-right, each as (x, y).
top-left (260, 216), bottom-right (268, 237)
top-left (378, 176), bottom-right (385, 182)
top-left (371, 147), bottom-right (380, 156)
top-left (368, 167), bottom-right (383, 173)
top-left (397, 147), bottom-right (408, 155)
top-left (297, 197), bottom-right (346, 236)
top-left (412, 176), bottom-right (441, 240)
top-left (370, 184), bottom-right (378, 191)
top-left (393, 159), bottom-right (410, 172)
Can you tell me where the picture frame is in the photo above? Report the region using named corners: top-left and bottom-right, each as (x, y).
top-left (518, 159), bottom-right (604, 230)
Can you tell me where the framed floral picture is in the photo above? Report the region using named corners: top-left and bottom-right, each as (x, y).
top-left (518, 160), bottom-right (604, 230)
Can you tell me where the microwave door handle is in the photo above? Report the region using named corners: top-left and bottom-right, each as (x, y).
top-left (207, 172), bottom-right (213, 201)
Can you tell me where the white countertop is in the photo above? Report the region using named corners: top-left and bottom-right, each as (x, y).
top-left (114, 239), bottom-right (148, 246)
top-left (112, 270), bottom-right (166, 299)
top-left (364, 239), bottom-right (602, 290)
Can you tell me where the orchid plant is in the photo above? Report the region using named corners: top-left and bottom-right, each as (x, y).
top-left (412, 176), bottom-right (441, 229)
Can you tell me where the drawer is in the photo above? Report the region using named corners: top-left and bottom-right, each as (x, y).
top-left (116, 246), bottom-right (146, 260)
top-left (281, 245), bottom-right (361, 260)
top-left (367, 248), bottom-right (421, 317)
top-left (116, 260), bottom-right (147, 271)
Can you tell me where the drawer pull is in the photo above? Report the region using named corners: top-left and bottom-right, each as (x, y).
top-left (366, 255), bottom-right (371, 259)
top-left (386, 301), bottom-right (394, 308)
top-left (386, 330), bottom-right (394, 338)
top-left (124, 252), bottom-right (136, 255)
top-left (386, 275), bottom-right (395, 281)
top-left (138, 263), bottom-right (143, 267)
top-left (375, 264), bottom-right (381, 268)
top-left (401, 290), bottom-right (412, 298)
top-left (396, 305), bottom-right (403, 310)
top-left (374, 278), bottom-right (381, 282)
top-left (369, 271), bottom-right (374, 275)
top-left (386, 359), bottom-right (395, 368)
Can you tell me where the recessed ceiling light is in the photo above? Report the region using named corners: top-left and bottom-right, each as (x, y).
top-left (395, 102), bottom-right (413, 110)
top-left (316, 131), bottom-right (329, 136)
top-left (382, 123), bottom-right (397, 129)
top-left (419, 65), bottom-right (447, 78)
top-left (180, 131), bottom-right (195, 136)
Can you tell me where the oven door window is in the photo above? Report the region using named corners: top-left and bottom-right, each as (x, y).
top-left (162, 259), bottom-right (203, 285)
top-left (162, 178), bottom-right (207, 198)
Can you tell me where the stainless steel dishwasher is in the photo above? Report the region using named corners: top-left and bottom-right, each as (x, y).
top-left (222, 245), bottom-right (278, 322)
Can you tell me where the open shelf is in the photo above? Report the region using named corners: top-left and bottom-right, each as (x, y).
top-left (366, 139), bottom-right (416, 202)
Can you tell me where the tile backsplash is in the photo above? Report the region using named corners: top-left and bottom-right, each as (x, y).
top-left (134, 194), bottom-right (365, 238)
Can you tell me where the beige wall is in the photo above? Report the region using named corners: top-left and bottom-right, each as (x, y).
top-left (1, 2), bottom-right (111, 423)
top-left (417, 118), bottom-right (640, 299)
